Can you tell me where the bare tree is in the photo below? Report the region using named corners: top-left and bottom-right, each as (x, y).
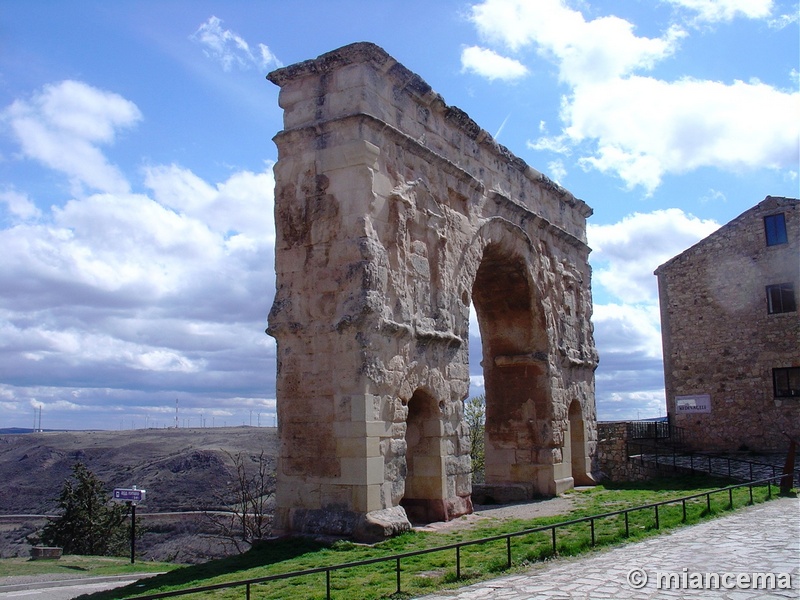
top-left (205, 449), bottom-right (274, 553)
top-left (464, 395), bottom-right (485, 484)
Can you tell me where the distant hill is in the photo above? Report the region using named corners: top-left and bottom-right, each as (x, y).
top-left (0, 427), bottom-right (278, 513)
top-left (0, 427), bottom-right (278, 562)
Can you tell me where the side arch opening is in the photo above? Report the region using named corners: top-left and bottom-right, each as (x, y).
top-left (401, 388), bottom-right (446, 523)
top-left (567, 399), bottom-right (592, 485)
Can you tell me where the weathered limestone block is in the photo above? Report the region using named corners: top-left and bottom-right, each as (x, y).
top-left (267, 43), bottom-right (598, 539)
top-left (355, 506), bottom-right (413, 543)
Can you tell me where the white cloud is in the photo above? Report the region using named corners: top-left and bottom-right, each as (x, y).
top-left (460, 46), bottom-right (529, 81)
top-left (527, 122), bottom-right (572, 155)
top-left (2, 81), bottom-right (141, 194)
top-left (586, 208), bottom-right (723, 419)
top-left (469, 0), bottom-right (684, 85)
top-left (588, 208), bottom-right (720, 303)
top-left (664, 0), bottom-right (774, 23)
top-left (593, 303), bottom-right (663, 358)
top-left (259, 44), bottom-right (281, 69)
top-left (599, 390), bottom-right (667, 421)
top-left (0, 168), bottom-right (277, 425)
top-left (546, 160), bottom-right (566, 182)
top-left (0, 188), bottom-right (40, 221)
top-left (9, 325), bottom-right (202, 373)
top-left (191, 16), bottom-right (282, 72)
top-left (0, 80), bottom-right (278, 429)
top-left (567, 76), bottom-right (800, 193)
top-left (592, 301), bottom-right (667, 419)
top-left (144, 163), bottom-right (275, 242)
top-left (467, 0), bottom-right (799, 192)
top-left (699, 189), bottom-right (727, 204)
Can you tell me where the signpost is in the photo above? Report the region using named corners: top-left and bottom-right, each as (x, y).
top-left (113, 488), bottom-right (146, 503)
top-left (112, 488), bottom-right (146, 564)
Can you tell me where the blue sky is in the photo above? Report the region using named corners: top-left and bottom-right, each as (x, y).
top-left (1, 0), bottom-right (797, 430)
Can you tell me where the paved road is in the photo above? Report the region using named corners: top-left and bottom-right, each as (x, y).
top-left (0, 575), bottom-right (155, 600)
top-left (417, 497), bottom-right (799, 599)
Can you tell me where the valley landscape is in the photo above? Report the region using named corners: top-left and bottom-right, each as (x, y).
top-left (0, 427), bottom-right (278, 563)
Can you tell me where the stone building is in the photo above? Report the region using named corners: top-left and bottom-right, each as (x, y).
top-left (655, 196), bottom-right (799, 452)
top-left (266, 43), bottom-right (598, 539)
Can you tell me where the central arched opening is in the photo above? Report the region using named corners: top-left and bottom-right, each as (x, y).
top-left (401, 389), bottom-right (446, 523)
top-left (471, 241), bottom-right (551, 495)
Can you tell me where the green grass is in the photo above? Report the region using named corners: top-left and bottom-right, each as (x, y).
top-left (8, 476), bottom-right (790, 600)
top-left (0, 554), bottom-right (178, 578)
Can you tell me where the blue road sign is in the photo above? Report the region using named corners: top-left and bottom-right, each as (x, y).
top-left (113, 488), bottom-right (146, 503)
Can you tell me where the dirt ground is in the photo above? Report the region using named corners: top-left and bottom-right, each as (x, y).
top-left (415, 495), bottom-right (576, 533)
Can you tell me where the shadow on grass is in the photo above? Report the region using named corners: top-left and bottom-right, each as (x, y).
top-left (80, 536), bottom-right (326, 599)
top-left (595, 474), bottom-right (738, 493)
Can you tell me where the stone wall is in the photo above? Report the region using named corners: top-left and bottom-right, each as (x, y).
top-left (595, 422), bottom-right (663, 482)
top-left (655, 197), bottom-right (799, 452)
top-left (266, 43), bottom-right (599, 538)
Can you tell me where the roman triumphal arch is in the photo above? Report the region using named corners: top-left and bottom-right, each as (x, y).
top-left (266, 43), bottom-right (598, 540)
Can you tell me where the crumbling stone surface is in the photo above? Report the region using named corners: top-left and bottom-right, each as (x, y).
top-left (266, 43), bottom-right (599, 539)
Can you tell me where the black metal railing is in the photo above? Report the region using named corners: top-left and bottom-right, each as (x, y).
top-left (626, 419), bottom-right (686, 447)
top-left (626, 440), bottom-right (800, 488)
top-left (124, 474), bottom-right (794, 600)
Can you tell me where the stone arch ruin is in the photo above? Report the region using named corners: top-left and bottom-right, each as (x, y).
top-left (266, 43), bottom-right (599, 539)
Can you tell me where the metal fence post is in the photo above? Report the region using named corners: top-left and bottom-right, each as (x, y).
top-left (396, 557), bottom-right (401, 595)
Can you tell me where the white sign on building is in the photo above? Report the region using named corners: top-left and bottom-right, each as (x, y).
top-left (675, 394), bottom-right (711, 414)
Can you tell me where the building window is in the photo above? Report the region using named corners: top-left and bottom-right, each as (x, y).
top-left (764, 213), bottom-right (788, 246)
top-left (766, 283), bottom-right (797, 314)
top-left (773, 367), bottom-right (800, 398)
